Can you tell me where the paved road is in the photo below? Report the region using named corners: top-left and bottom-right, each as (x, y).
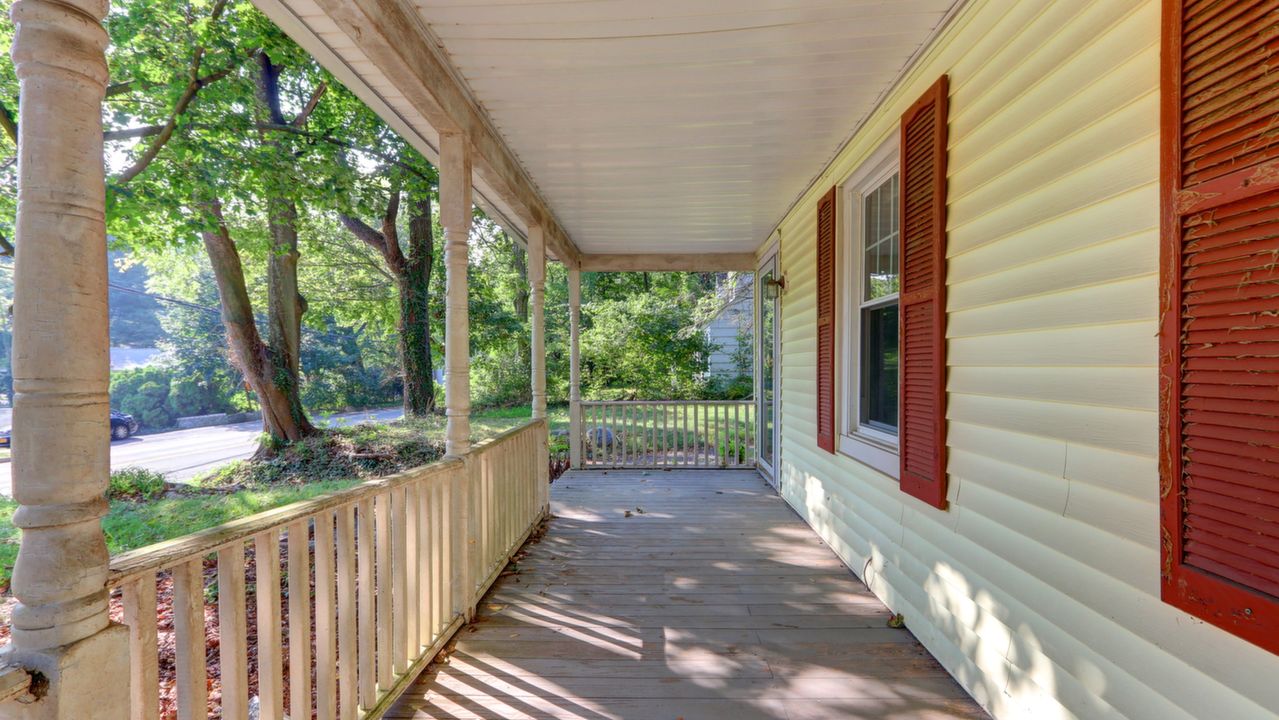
top-left (0, 407), bottom-right (402, 497)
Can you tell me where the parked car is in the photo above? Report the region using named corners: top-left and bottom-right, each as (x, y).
top-left (111, 410), bottom-right (140, 440)
top-left (0, 410), bottom-right (138, 449)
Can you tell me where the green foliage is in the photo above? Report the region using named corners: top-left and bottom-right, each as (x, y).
top-left (101, 480), bottom-right (360, 556)
top-left (110, 362), bottom-right (237, 429)
top-left (299, 320), bottom-right (399, 411)
top-left (108, 467), bottom-right (167, 501)
top-left (110, 366), bottom-right (175, 429)
top-left (0, 497), bottom-right (16, 593)
top-left (197, 419), bottom-right (445, 487)
top-left (708, 373), bottom-right (754, 401)
top-left (581, 292), bottom-right (713, 400)
top-left (717, 432), bottom-right (749, 465)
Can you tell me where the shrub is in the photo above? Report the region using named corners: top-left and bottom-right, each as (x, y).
top-left (111, 366), bottom-right (175, 429)
top-left (717, 432), bottom-right (750, 465)
top-left (168, 374), bottom-right (232, 418)
top-left (109, 467), bottom-right (167, 501)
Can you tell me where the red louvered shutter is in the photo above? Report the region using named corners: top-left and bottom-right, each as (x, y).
top-left (816, 186), bottom-right (837, 454)
top-left (898, 76), bottom-right (949, 509)
top-left (1160, 0), bottom-right (1279, 653)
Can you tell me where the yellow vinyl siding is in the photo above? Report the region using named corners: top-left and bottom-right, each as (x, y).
top-left (771, 0), bottom-right (1279, 718)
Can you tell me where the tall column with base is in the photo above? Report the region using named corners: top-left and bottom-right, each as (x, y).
top-left (440, 132), bottom-right (472, 458)
top-left (528, 225), bottom-right (546, 420)
top-left (567, 267), bottom-right (582, 468)
top-left (526, 226), bottom-right (549, 512)
top-left (3, 0), bottom-right (130, 717)
top-left (439, 133), bottom-right (476, 617)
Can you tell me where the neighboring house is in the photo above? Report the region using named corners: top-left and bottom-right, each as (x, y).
top-left (702, 274), bottom-right (752, 379)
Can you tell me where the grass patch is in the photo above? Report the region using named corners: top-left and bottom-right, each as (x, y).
top-left (109, 467), bottom-right (167, 501)
top-left (102, 480), bottom-right (361, 555)
top-left (0, 498), bottom-right (15, 594)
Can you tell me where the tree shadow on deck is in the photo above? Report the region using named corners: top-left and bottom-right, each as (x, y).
top-left (388, 470), bottom-right (990, 719)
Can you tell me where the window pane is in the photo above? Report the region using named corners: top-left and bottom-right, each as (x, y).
top-left (861, 302), bottom-right (899, 433)
top-left (863, 175), bottom-right (899, 301)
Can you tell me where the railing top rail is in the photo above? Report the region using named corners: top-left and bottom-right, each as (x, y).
top-left (579, 399), bottom-right (754, 406)
top-left (108, 417), bottom-right (546, 586)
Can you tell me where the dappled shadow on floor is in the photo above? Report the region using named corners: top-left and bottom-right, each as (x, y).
top-left (386, 469), bottom-right (989, 719)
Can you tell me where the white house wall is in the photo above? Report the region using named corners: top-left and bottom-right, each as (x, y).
top-left (772, 0), bottom-right (1279, 718)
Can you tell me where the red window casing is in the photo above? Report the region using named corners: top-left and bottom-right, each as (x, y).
top-left (898, 75), bottom-right (950, 509)
top-left (816, 185), bottom-right (837, 454)
top-left (1159, 0), bottom-right (1279, 653)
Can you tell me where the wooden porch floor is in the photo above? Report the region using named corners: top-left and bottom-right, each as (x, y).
top-left (387, 469), bottom-right (988, 719)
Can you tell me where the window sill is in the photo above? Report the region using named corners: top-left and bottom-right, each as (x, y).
top-left (838, 432), bottom-right (899, 479)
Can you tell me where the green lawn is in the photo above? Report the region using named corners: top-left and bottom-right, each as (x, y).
top-left (0, 405), bottom-right (567, 594)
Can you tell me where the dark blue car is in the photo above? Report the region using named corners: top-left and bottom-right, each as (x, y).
top-left (0, 410), bottom-right (138, 448)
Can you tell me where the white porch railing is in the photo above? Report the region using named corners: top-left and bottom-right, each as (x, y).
top-left (577, 400), bottom-right (755, 469)
top-left (106, 419), bottom-right (548, 720)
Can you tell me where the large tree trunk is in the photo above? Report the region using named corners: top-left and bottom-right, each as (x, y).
top-left (266, 197), bottom-right (312, 428)
top-left (254, 51), bottom-right (316, 440)
top-left (338, 189), bottom-right (436, 417)
top-left (400, 196), bottom-right (435, 416)
top-left (200, 201), bottom-right (315, 449)
top-left (510, 242), bottom-right (531, 403)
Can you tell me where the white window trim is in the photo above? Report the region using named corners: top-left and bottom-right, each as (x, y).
top-left (837, 136), bottom-right (900, 479)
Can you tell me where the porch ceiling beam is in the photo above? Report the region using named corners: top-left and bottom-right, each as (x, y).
top-left (579, 253), bottom-right (757, 273)
top-left (304, 0), bottom-right (580, 267)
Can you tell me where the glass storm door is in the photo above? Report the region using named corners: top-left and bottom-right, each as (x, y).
top-left (757, 256), bottom-right (779, 478)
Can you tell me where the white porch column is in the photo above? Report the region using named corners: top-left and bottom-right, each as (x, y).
top-left (567, 268), bottom-right (582, 468)
top-left (526, 227), bottom-right (548, 512)
top-left (528, 225), bottom-right (546, 419)
top-left (440, 132), bottom-right (472, 457)
top-left (3, 0), bottom-right (129, 716)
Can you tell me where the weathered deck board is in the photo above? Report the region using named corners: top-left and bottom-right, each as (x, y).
top-left (387, 469), bottom-right (987, 719)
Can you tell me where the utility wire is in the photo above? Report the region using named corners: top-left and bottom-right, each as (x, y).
top-left (0, 262), bottom-right (366, 345)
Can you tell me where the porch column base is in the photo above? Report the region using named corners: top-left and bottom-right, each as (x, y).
top-left (0, 624), bottom-right (128, 720)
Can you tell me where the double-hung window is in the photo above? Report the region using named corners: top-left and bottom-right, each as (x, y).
top-left (838, 140), bottom-right (901, 476)
top-left (815, 76), bottom-right (948, 507)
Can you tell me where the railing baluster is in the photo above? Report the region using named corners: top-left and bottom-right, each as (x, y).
top-left (659, 403), bottom-right (667, 466)
top-left (288, 519), bottom-right (312, 720)
top-left (625, 403), bottom-right (633, 467)
top-left (694, 403), bottom-right (701, 467)
top-left (391, 487), bottom-right (410, 674)
top-left (356, 498), bottom-right (376, 709)
top-left (644, 404), bottom-right (651, 466)
top-left (736, 399), bottom-right (746, 468)
top-left (173, 558), bottom-right (207, 720)
top-left (709, 402), bottom-right (716, 466)
top-left (315, 510), bottom-right (338, 720)
top-left (218, 544), bottom-right (249, 720)
top-left (607, 405), bottom-right (615, 468)
top-left (256, 529), bottom-right (284, 720)
top-left (416, 480), bottom-right (432, 649)
top-left (336, 504), bottom-right (358, 720)
top-left (121, 572), bottom-right (159, 720)
top-left (443, 470), bottom-right (456, 622)
top-left (432, 478), bottom-right (444, 636)
top-left (374, 493), bottom-right (392, 691)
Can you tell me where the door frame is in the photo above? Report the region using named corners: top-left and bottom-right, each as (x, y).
top-left (755, 245), bottom-right (781, 483)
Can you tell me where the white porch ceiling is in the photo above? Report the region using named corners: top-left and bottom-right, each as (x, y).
top-left (412, 0), bottom-right (959, 255)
